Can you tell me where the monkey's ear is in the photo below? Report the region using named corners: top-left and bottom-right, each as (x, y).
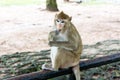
top-left (68, 17), bottom-right (72, 21)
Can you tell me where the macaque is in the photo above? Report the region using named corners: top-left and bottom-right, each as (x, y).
top-left (42, 11), bottom-right (82, 80)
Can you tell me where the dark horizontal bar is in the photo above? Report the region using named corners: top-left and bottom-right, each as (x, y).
top-left (80, 53), bottom-right (120, 70)
top-left (7, 53), bottom-right (120, 80)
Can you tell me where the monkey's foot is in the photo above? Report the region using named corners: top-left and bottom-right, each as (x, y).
top-left (42, 63), bottom-right (53, 71)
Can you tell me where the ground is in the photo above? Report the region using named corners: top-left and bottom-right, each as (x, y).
top-left (0, 1), bottom-right (120, 56)
top-left (0, 1), bottom-right (120, 79)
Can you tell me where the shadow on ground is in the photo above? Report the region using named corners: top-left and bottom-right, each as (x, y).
top-left (0, 39), bottom-right (120, 80)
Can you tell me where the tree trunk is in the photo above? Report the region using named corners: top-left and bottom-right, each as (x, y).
top-left (64, 0), bottom-right (69, 2)
top-left (46, 0), bottom-right (59, 11)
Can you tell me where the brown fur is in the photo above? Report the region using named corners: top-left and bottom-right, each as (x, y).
top-left (50, 11), bottom-right (82, 80)
top-left (56, 11), bottom-right (69, 19)
top-left (43, 11), bottom-right (82, 80)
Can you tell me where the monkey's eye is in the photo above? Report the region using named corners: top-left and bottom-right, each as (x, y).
top-left (61, 21), bottom-right (64, 23)
top-left (56, 20), bottom-right (60, 22)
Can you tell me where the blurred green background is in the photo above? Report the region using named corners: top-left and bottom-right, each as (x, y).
top-left (1, 0), bottom-right (119, 6)
top-left (0, 0), bottom-right (44, 6)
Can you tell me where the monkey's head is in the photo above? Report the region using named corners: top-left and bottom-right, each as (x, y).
top-left (54, 11), bottom-right (72, 32)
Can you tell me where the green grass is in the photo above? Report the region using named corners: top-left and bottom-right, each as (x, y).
top-left (0, 0), bottom-right (109, 6)
top-left (0, 0), bottom-right (110, 6)
top-left (0, 0), bottom-right (45, 6)
top-left (81, 0), bottom-right (108, 6)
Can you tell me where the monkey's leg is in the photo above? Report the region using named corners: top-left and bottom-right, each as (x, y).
top-left (72, 64), bottom-right (81, 80)
top-left (50, 46), bottom-right (60, 71)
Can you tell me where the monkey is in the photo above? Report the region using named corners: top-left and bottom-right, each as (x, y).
top-left (42, 11), bottom-right (82, 80)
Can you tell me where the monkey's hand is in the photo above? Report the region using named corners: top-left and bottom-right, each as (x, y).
top-left (48, 30), bottom-right (59, 42)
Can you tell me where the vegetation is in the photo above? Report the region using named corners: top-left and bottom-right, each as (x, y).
top-left (0, 40), bottom-right (120, 80)
top-left (0, 0), bottom-right (113, 6)
top-left (81, 0), bottom-right (108, 5)
top-left (0, 0), bottom-right (44, 6)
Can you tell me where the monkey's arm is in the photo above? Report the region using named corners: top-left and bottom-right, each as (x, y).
top-left (54, 33), bottom-right (80, 51)
top-left (48, 31), bottom-right (79, 51)
top-left (49, 41), bottom-right (76, 51)
top-left (48, 31), bottom-right (69, 46)
top-left (48, 31), bottom-right (56, 41)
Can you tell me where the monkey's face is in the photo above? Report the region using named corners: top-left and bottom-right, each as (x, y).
top-left (54, 11), bottom-right (72, 32)
top-left (55, 19), bottom-right (65, 31)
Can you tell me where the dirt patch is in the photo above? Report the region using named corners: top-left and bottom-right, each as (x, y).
top-left (0, 3), bottom-right (120, 56)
